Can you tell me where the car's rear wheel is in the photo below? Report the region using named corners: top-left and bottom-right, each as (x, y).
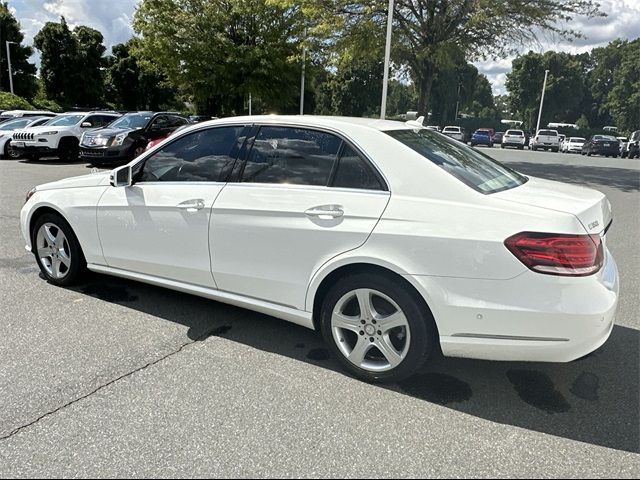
top-left (320, 273), bottom-right (436, 383)
top-left (32, 213), bottom-right (86, 286)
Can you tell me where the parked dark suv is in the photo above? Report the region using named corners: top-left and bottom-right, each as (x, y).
top-left (79, 112), bottom-right (190, 166)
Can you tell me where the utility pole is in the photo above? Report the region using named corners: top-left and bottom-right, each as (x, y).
top-left (300, 29), bottom-right (307, 115)
top-left (535, 69), bottom-right (550, 133)
top-left (454, 82), bottom-right (462, 120)
top-left (249, 92), bottom-right (252, 116)
top-left (380, 0), bottom-right (394, 119)
top-left (6, 41), bottom-right (15, 95)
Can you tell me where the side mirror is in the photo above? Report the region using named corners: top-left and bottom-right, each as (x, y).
top-left (110, 165), bottom-right (132, 187)
top-left (81, 122), bottom-right (92, 128)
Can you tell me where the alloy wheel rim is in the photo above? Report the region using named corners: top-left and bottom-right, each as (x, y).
top-left (331, 288), bottom-right (411, 373)
top-left (36, 223), bottom-right (71, 279)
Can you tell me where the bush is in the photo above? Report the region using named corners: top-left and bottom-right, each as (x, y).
top-left (32, 97), bottom-right (64, 113)
top-left (0, 92), bottom-right (34, 111)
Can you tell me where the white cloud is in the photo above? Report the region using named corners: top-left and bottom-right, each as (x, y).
top-left (11, 0), bottom-right (139, 63)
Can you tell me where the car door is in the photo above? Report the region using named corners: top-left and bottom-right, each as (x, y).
top-left (210, 125), bottom-right (390, 310)
top-left (97, 125), bottom-right (248, 287)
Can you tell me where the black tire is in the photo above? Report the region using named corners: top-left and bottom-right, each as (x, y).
top-left (553, 148), bottom-right (559, 153)
top-left (519, 146), bottom-right (524, 150)
top-left (4, 141), bottom-right (21, 159)
top-left (58, 138), bottom-right (79, 162)
top-left (31, 212), bottom-right (87, 286)
top-left (320, 273), bottom-right (438, 383)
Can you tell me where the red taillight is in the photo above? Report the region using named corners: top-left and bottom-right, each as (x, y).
top-left (505, 232), bottom-right (603, 276)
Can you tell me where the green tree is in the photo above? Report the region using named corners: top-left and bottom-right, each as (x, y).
top-left (0, 2), bottom-right (37, 99)
top-left (506, 51), bottom-right (587, 130)
top-left (133, 0), bottom-right (304, 116)
top-left (606, 39), bottom-right (640, 132)
top-left (282, 0), bottom-right (603, 116)
top-left (34, 18), bottom-right (107, 107)
top-left (106, 39), bottom-right (178, 110)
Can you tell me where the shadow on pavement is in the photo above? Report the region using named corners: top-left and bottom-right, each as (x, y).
top-left (508, 162), bottom-right (640, 192)
top-left (70, 274), bottom-right (640, 454)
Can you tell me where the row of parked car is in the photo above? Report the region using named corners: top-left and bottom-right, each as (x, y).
top-left (0, 109), bottom-right (216, 165)
top-left (432, 124), bottom-right (640, 158)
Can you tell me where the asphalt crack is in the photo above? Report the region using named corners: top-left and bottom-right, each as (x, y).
top-left (0, 324), bottom-right (232, 442)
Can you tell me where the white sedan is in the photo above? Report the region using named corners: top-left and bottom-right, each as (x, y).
top-left (562, 137), bottom-right (586, 153)
top-left (20, 116), bottom-right (619, 383)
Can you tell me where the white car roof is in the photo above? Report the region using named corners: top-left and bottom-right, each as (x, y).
top-left (198, 115), bottom-right (413, 133)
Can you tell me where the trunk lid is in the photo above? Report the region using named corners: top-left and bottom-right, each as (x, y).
top-left (494, 176), bottom-right (612, 234)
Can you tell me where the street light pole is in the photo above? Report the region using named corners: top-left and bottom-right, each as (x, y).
top-left (380, 0), bottom-right (394, 119)
top-left (535, 69), bottom-right (549, 133)
top-left (300, 30), bottom-right (306, 116)
top-left (454, 82), bottom-right (462, 120)
top-left (6, 41), bottom-right (15, 95)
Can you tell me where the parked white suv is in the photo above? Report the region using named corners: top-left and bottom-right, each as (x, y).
top-left (11, 111), bottom-right (121, 161)
top-left (530, 129), bottom-right (560, 152)
top-left (442, 126), bottom-right (465, 142)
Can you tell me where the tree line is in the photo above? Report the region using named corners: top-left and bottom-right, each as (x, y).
top-left (1, 0), bottom-right (637, 132)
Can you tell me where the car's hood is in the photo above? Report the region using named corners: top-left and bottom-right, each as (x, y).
top-left (36, 171), bottom-right (111, 191)
top-left (15, 125), bottom-right (73, 134)
top-left (494, 176), bottom-right (612, 235)
top-left (89, 126), bottom-right (140, 137)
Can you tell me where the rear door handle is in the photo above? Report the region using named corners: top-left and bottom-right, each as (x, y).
top-left (305, 205), bottom-right (344, 219)
top-left (177, 199), bottom-right (206, 212)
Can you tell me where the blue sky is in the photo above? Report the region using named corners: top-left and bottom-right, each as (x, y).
top-left (8, 0), bottom-right (640, 95)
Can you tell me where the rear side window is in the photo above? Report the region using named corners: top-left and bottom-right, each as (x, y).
top-left (139, 126), bottom-right (244, 182)
top-left (332, 145), bottom-right (384, 191)
top-left (242, 126), bottom-right (341, 186)
top-left (386, 128), bottom-right (527, 194)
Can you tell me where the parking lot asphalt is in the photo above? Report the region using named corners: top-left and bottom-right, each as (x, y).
top-left (0, 149), bottom-right (639, 477)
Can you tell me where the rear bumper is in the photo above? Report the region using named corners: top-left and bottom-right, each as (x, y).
top-left (589, 146), bottom-right (619, 155)
top-left (408, 249), bottom-right (619, 362)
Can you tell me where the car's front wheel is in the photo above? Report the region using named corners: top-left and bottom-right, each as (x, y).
top-left (320, 273), bottom-right (437, 383)
top-left (32, 213), bottom-right (86, 286)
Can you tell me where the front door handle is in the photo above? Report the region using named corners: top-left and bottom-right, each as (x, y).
top-left (305, 205), bottom-right (344, 219)
top-left (177, 199), bottom-right (206, 213)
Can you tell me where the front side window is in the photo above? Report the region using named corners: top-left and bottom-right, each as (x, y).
top-left (386, 128), bottom-right (527, 194)
top-left (241, 126), bottom-right (341, 186)
top-left (139, 126), bottom-right (244, 182)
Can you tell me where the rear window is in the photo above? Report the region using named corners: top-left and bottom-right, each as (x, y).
top-left (506, 130), bottom-right (524, 136)
top-left (569, 137), bottom-right (585, 142)
top-left (443, 127), bottom-right (460, 133)
top-left (386, 129), bottom-right (527, 194)
top-left (538, 130), bottom-right (557, 136)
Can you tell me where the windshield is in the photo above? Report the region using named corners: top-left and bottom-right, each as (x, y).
top-left (386, 128), bottom-right (527, 194)
top-left (44, 115), bottom-right (84, 127)
top-left (109, 113), bottom-right (152, 129)
top-left (0, 118), bottom-right (33, 130)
